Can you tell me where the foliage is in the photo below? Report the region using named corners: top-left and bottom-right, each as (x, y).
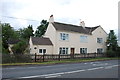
top-left (2, 54), bottom-right (32, 63)
top-left (11, 40), bottom-right (27, 54)
top-left (106, 30), bottom-right (118, 51)
top-left (17, 25), bottom-right (34, 40)
top-left (2, 23), bottom-right (18, 53)
top-left (35, 20), bottom-right (48, 37)
top-left (116, 47), bottom-right (120, 57)
top-left (106, 30), bottom-right (118, 57)
top-left (106, 48), bottom-right (116, 57)
top-left (2, 22), bottom-right (34, 54)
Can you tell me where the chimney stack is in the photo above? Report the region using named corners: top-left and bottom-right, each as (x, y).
top-left (80, 21), bottom-right (85, 27)
top-left (49, 15), bottom-right (54, 23)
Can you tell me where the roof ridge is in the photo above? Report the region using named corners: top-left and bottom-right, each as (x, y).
top-left (52, 21), bottom-right (100, 35)
top-left (54, 22), bottom-right (81, 27)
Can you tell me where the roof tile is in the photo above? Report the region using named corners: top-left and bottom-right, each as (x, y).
top-left (52, 22), bottom-right (99, 34)
top-left (31, 37), bottom-right (53, 45)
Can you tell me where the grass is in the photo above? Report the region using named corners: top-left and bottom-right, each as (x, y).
top-left (1, 57), bottom-right (119, 66)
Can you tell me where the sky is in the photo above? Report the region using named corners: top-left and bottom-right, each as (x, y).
top-left (0, 0), bottom-right (119, 35)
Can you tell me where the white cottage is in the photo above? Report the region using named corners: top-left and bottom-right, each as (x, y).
top-left (29, 15), bottom-right (108, 55)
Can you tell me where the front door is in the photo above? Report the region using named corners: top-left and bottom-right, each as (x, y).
top-left (71, 48), bottom-right (75, 55)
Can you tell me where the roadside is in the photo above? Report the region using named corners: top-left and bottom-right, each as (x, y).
top-left (1, 57), bottom-right (119, 67)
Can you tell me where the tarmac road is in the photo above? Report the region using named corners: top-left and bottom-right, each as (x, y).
top-left (2, 60), bottom-right (119, 79)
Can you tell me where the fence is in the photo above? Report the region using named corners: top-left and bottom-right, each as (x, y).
top-left (2, 53), bottom-right (106, 63)
top-left (34, 53), bottom-right (106, 62)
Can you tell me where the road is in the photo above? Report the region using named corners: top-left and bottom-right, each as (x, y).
top-left (2, 60), bottom-right (119, 79)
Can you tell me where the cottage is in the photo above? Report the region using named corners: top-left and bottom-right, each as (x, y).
top-left (29, 37), bottom-right (53, 55)
top-left (29, 15), bottom-right (108, 55)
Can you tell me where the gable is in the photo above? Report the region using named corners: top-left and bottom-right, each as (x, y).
top-left (92, 26), bottom-right (108, 36)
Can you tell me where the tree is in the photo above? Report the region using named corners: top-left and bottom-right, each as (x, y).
top-left (11, 40), bottom-right (27, 54)
top-left (35, 20), bottom-right (48, 37)
top-left (106, 30), bottom-right (118, 57)
top-left (18, 25), bottom-right (34, 40)
top-left (23, 25), bottom-right (34, 39)
top-left (2, 23), bottom-right (18, 53)
top-left (12, 25), bottom-right (34, 54)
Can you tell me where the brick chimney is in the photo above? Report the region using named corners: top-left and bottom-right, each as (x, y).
top-left (49, 15), bottom-right (54, 23)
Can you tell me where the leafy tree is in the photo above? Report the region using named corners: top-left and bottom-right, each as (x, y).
top-left (23, 25), bottom-right (34, 39)
top-left (106, 30), bottom-right (118, 57)
top-left (11, 25), bottom-right (34, 54)
top-left (11, 40), bottom-right (27, 54)
top-left (35, 20), bottom-right (48, 37)
top-left (2, 23), bottom-right (18, 53)
top-left (18, 25), bottom-right (34, 40)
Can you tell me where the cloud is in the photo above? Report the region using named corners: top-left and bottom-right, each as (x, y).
top-left (1, 0), bottom-right (119, 34)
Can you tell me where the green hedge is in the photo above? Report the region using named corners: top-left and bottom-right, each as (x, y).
top-left (2, 54), bottom-right (32, 63)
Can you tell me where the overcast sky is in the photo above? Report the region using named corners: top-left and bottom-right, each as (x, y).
top-left (0, 0), bottom-right (119, 35)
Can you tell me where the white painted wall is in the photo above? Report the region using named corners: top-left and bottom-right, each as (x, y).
top-left (54, 26), bottom-right (107, 54)
top-left (44, 23), bottom-right (57, 54)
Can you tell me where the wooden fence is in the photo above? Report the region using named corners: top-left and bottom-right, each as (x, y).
top-left (33, 53), bottom-right (106, 62)
top-left (2, 53), bottom-right (106, 63)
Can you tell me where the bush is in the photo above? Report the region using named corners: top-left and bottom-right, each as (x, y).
top-left (116, 47), bottom-right (120, 57)
top-left (106, 49), bottom-right (116, 57)
top-left (2, 54), bottom-right (32, 63)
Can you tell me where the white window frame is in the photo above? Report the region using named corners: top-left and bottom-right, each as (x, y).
top-left (59, 47), bottom-right (68, 54)
top-left (97, 48), bottom-right (103, 53)
top-left (80, 35), bottom-right (88, 43)
top-left (80, 48), bottom-right (87, 54)
top-left (60, 33), bottom-right (69, 41)
top-left (97, 38), bottom-right (103, 43)
top-left (39, 49), bottom-right (46, 54)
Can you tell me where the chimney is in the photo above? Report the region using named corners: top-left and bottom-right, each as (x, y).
top-left (49, 15), bottom-right (54, 23)
top-left (80, 21), bottom-right (85, 27)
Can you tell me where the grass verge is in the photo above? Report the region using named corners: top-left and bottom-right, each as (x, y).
top-left (1, 57), bottom-right (119, 66)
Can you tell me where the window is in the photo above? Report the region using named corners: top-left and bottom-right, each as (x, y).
top-left (80, 48), bottom-right (87, 54)
top-left (59, 47), bottom-right (68, 54)
top-left (80, 35), bottom-right (88, 43)
top-left (34, 47), bottom-right (37, 49)
top-left (39, 49), bottom-right (46, 54)
top-left (60, 33), bottom-right (69, 41)
top-left (97, 38), bottom-right (103, 43)
top-left (39, 49), bottom-right (42, 53)
top-left (97, 48), bottom-right (103, 53)
top-left (43, 49), bottom-right (46, 53)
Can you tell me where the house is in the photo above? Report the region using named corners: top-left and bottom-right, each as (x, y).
top-left (29, 37), bottom-right (53, 55)
top-left (29, 15), bottom-right (108, 55)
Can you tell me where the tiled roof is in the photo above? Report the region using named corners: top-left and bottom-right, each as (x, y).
top-left (31, 37), bottom-right (53, 45)
top-left (52, 22), bottom-right (99, 34)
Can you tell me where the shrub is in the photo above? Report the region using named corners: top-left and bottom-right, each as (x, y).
top-left (2, 54), bottom-right (32, 63)
top-left (106, 49), bottom-right (116, 57)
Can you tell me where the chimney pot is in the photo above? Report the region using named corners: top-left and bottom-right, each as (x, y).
top-left (49, 15), bottom-right (54, 23)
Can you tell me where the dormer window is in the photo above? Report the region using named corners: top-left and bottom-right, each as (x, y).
top-left (60, 33), bottom-right (69, 41)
